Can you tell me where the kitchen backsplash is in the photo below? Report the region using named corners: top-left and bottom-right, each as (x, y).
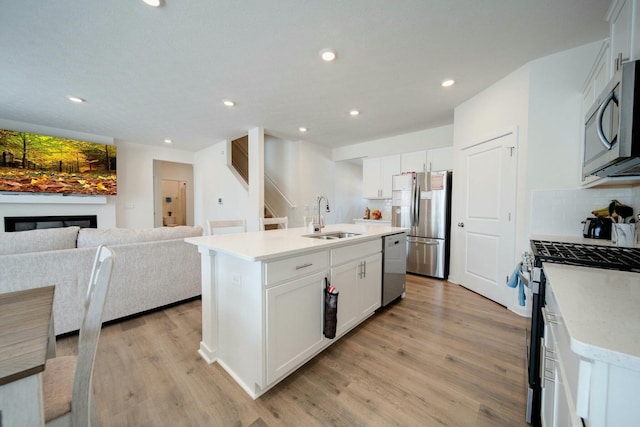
top-left (530, 187), bottom-right (640, 237)
top-left (360, 199), bottom-right (393, 221)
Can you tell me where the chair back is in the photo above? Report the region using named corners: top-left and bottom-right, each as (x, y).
top-left (259, 216), bottom-right (288, 230)
top-left (73, 245), bottom-right (114, 427)
top-left (207, 219), bottom-right (246, 235)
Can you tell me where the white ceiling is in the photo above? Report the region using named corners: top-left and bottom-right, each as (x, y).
top-left (0, 0), bottom-right (609, 152)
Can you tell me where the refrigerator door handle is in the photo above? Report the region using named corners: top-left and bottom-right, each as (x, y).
top-left (414, 180), bottom-right (421, 228)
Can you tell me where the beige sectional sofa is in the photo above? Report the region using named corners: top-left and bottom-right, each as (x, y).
top-left (0, 225), bottom-right (203, 335)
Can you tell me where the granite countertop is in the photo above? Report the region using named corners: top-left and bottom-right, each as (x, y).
top-left (185, 223), bottom-right (407, 262)
top-left (543, 263), bottom-right (640, 371)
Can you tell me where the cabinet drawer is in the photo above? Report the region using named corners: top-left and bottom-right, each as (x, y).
top-left (331, 239), bottom-right (381, 266)
top-left (546, 285), bottom-right (584, 420)
top-left (264, 250), bottom-right (328, 286)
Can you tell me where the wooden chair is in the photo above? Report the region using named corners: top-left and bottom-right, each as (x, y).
top-left (43, 245), bottom-right (115, 427)
top-left (207, 219), bottom-right (247, 235)
top-left (259, 216), bottom-right (288, 230)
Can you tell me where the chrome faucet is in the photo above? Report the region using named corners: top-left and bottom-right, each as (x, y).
top-left (315, 195), bottom-right (330, 231)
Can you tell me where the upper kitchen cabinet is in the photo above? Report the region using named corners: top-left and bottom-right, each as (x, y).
top-left (608, 0), bottom-right (640, 71)
top-left (363, 155), bottom-right (400, 199)
top-left (426, 147), bottom-right (453, 171)
top-left (401, 150), bottom-right (426, 173)
top-left (401, 147), bottom-right (453, 174)
top-left (582, 40), bottom-right (611, 111)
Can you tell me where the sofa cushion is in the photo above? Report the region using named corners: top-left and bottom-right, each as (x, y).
top-left (77, 225), bottom-right (203, 248)
top-left (0, 226), bottom-right (80, 255)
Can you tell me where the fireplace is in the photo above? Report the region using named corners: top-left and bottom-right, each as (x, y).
top-left (4, 215), bottom-right (98, 232)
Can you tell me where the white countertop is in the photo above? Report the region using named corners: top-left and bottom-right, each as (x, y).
top-left (543, 263), bottom-right (640, 371)
top-left (185, 223), bottom-right (407, 262)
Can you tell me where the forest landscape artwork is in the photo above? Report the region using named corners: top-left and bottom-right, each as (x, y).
top-left (0, 129), bottom-right (117, 195)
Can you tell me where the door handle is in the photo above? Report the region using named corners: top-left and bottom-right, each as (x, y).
top-left (458, 222), bottom-right (464, 227)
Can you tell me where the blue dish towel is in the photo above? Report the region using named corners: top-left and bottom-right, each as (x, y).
top-left (507, 263), bottom-right (526, 307)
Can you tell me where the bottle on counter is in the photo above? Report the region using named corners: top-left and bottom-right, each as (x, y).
top-left (364, 207), bottom-right (370, 219)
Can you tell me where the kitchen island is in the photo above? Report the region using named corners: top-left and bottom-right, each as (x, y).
top-left (185, 223), bottom-right (407, 398)
top-left (540, 262), bottom-right (640, 426)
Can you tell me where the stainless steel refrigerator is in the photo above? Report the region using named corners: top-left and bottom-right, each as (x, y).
top-left (391, 171), bottom-right (452, 279)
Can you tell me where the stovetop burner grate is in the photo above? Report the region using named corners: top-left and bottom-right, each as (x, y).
top-left (531, 240), bottom-right (640, 272)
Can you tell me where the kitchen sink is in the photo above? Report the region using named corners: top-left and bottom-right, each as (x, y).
top-left (304, 231), bottom-right (361, 240)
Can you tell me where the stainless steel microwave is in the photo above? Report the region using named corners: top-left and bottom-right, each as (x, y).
top-left (583, 59), bottom-right (640, 178)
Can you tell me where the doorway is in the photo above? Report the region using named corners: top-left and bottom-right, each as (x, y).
top-left (153, 160), bottom-right (194, 227)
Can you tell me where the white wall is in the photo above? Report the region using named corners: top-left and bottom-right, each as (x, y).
top-left (452, 41), bottom-right (605, 314)
top-left (332, 125), bottom-right (453, 161)
top-left (116, 141), bottom-right (195, 229)
top-left (193, 140), bottom-right (250, 232)
top-left (527, 41), bottom-right (602, 190)
top-left (264, 135), bottom-right (339, 226)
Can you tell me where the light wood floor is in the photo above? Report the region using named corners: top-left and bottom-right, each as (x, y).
top-left (57, 274), bottom-right (530, 427)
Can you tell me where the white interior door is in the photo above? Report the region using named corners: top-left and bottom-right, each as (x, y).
top-left (456, 132), bottom-right (517, 306)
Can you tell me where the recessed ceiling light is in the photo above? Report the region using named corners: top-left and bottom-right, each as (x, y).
top-left (299, 127), bottom-right (308, 132)
top-left (223, 100), bottom-right (235, 107)
top-left (349, 110), bottom-right (360, 116)
top-left (142, 0), bottom-right (163, 7)
top-left (441, 79), bottom-right (455, 87)
top-left (320, 48), bottom-right (337, 62)
top-left (67, 96), bottom-right (85, 103)
top-left (164, 139), bottom-right (173, 144)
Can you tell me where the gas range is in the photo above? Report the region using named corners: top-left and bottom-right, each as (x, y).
top-left (530, 240), bottom-right (640, 272)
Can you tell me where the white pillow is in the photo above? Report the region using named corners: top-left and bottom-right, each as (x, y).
top-left (0, 226), bottom-right (80, 255)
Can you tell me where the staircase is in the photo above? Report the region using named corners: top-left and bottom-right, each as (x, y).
top-left (230, 135), bottom-right (295, 226)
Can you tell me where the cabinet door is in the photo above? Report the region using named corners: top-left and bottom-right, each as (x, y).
top-left (330, 261), bottom-right (360, 336)
top-left (401, 150), bottom-right (426, 173)
top-left (266, 271), bottom-right (326, 384)
top-left (426, 147), bottom-right (453, 171)
top-left (359, 252), bottom-right (382, 315)
top-left (610, 0), bottom-right (633, 69)
top-left (540, 311), bottom-right (555, 427)
top-left (380, 155), bottom-right (401, 198)
top-left (362, 158), bottom-right (382, 198)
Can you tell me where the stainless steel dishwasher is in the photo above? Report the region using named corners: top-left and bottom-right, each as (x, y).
top-left (381, 232), bottom-right (407, 306)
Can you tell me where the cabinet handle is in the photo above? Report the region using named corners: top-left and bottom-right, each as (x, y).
top-left (540, 337), bottom-right (556, 387)
top-left (295, 263), bottom-right (313, 270)
top-left (541, 307), bottom-right (560, 325)
top-left (363, 260), bottom-right (367, 278)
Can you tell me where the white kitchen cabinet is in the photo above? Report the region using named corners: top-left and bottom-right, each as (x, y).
top-left (330, 239), bottom-right (382, 337)
top-left (357, 252), bottom-right (382, 315)
top-left (401, 150), bottom-right (426, 173)
top-left (362, 155), bottom-right (400, 199)
top-left (541, 280), bottom-right (640, 427)
top-left (426, 146), bottom-right (453, 171)
top-left (582, 40), bottom-right (611, 114)
top-left (266, 271), bottom-right (326, 384)
top-left (608, 0), bottom-right (640, 72)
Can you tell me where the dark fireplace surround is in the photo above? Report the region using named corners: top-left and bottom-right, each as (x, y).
top-left (4, 215), bottom-right (97, 232)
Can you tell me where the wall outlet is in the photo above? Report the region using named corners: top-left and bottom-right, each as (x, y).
top-left (217, 197), bottom-right (223, 204)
